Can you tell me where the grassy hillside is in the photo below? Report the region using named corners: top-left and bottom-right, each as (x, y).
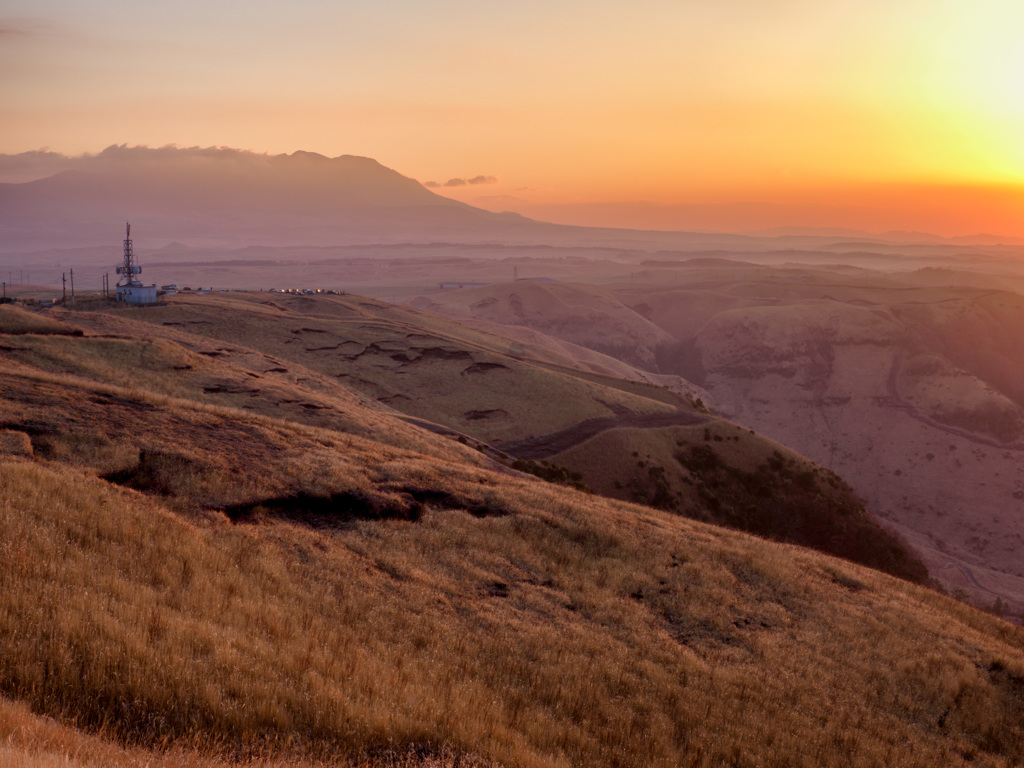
top-left (548, 422), bottom-right (928, 583)
top-left (2, 293), bottom-right (933, 585)
top-left (1, 396), bottom-right (1023, 766)
top-left (0, 694), bottom-right (482, 768)
top-left (2, 293), bottom-right (929, 583)
top-left (1, 299), bottom-right (1023, 766)
top-left (418, 268), bottom-right (1024, 609)
top-left (0, 328), bottom-right (467, 458)
top-left (417, 280), bottom-right (673, 369)
top-left (68, 293), bottom-right (689, 445)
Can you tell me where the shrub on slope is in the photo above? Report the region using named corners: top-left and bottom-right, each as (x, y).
top-left (551, 423), bottom-right (930, 584)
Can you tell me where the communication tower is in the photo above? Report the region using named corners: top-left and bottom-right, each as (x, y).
top-left (114, 222), bottom-right (157, 304)
top-left (116, 222), bottom-right (141, 286)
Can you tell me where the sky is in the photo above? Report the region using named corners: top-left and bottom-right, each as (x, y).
top-left (3, 0), bottom-right (1024, 236)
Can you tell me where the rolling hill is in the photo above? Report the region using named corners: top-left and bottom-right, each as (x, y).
top-left (417, 280), bottom-right (674, 370)
top-left (418, 265), bottom-right (1024, 612)
top-left (2, 291), bottom-right (928, 582)
top-left (1, 295), bottom-right (1023, 767)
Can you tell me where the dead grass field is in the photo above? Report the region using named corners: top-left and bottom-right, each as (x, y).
top-left (5, 294), bottom-right (930, 580)
top-left (0, 305), bottom-right (83, 337)
top-left (70, 293), bottom-right (686, 444)
top-left (1, 294), bottom-right (1023, 766)
top-left (0, 332), bottom-right (472, 459)
top-left (0, 694), bottom-right (496, 768)
top-left (2, 441), bottom-right (1023, 767)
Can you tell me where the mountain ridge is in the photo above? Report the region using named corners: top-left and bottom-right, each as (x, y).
top-left (9, 145), bottom-right (1024, 258)
top-left (0, 146), bottom-right (555, 252)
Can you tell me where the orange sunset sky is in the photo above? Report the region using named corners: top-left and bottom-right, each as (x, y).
top-left (3, 0), bottom-right (1024, 236)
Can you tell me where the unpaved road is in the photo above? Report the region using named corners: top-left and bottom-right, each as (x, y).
top-left (495, 409), bottom-right (709, 460)
top-left (943, 562), bottom-right (1023, 612)
top-left (883, 351), bottom-right (1024, 451)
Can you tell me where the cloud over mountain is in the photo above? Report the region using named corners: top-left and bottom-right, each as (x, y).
top-left (423, 174), bottom-right (498, 189)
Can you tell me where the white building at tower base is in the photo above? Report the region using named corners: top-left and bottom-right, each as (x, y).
top-left (116, 283), bottom-right (158, 304)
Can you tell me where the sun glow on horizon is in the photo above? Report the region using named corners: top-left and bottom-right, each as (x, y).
top-left (4, 0), bottom-right (1024, 235)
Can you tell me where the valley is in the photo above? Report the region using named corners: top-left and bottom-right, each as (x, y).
top-left (416, 261), bottom-right (1024, 611)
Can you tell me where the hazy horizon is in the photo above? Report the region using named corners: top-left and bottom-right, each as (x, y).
top-left (5, 144), bottom-right (1024, 244)
top-left (5, 1), bottom-right (1024, 238)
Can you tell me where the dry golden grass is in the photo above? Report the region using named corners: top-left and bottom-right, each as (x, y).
top-left (0, 296), bottom-right (957, 589)
top-left (2, 292), bottom-right (1022, 767)
top-left (0, 305), bottom-right (83, 337)
top-left (555, 421), bottom-right (788, 493)
top-left (1, 404), bottom-right (1023, 767)
top-left (0, 694), bottom-right (495, 767)
top-left (0, 332), bottom-right (469, 459)
top-left (0, 313), bottom-right (924, 584)
top-left (0, 429), bottom-right (33, 457)
top-left (0, 366), bottom-right (496, 512)
top-left (62, 294), bottom-right (679, 443)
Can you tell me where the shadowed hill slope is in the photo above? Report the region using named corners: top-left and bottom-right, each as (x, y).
top-left (544, 421), bottom-right (926, 582)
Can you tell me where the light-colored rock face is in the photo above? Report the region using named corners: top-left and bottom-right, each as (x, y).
top-left (649, 276), bottom-right (1024, 611)
top-left (408, 264), bottom-right (1024, 611)
top-left (704, 343), bottom-right (1024, 606)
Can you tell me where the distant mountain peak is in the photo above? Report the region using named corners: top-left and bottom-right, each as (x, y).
top-left (0, 144), bottom-right (550, 252)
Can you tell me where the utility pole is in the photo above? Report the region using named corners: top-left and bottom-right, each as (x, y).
top-left (63, 273), bottom-right (67, 304)
top-left (70, 269), bottom-right (75, 306)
